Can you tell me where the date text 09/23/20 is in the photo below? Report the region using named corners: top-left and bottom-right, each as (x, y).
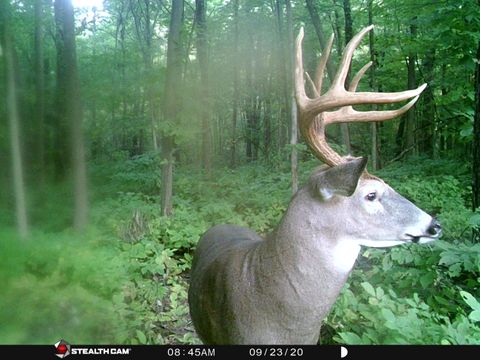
top-left (165, 346), bottom-right (308, 358)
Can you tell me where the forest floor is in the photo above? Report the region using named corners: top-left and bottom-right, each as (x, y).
top-left (1, 155), bottom-right (479, 344)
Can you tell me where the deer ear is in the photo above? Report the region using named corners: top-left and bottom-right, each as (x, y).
top-left (311, 157), bottom-right (368, 200)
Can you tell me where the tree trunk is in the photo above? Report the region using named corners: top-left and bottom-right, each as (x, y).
top-left (53, 2), bottom-right (70, 180)
top-left (264, 97), bottom-right (272, 160)
top-left (367, 0), bottom-right (378, 170)
top-left (421, 48), bottom-right (436, 156)
top-left (305, 0), bottom-right (336, 81)
top-left (91, 7), bottom-right (98, 154)
top-left (340, 0), bottom-right (352, 154)
top-left (474, 11), bottom-right (480, 243)
top-left (343, 0), bottom-right (353, 50)
top-left (1, 4), bottom-right (29, 238)
top-left (286, 0), bottom-right (298, 193)
top-left (161, 0), bottom-right (184, 216)
top-left (404, 21), bottom-right (417, 156)
top-left (195, 0), bottom-right (212, 175)
top-left (331, 0), bottom-right (343, 51)
top-left (131, 0), bottom-right (157, 151)
top-left (230, 0), bottom-right (239, 168)
top-left (245, 29), bottom-right (259, 162)
top-left (54, 0), bottom-right (89, 231)
top-left (274, 0), bottom-right (290, 154)
top-left (34, 0), bottom-right (46, 186)
top-left (473, 37), bottom-right (480, 212)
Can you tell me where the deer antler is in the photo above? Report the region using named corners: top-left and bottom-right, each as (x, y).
top-left (295, 25), bottom-right (426, 168)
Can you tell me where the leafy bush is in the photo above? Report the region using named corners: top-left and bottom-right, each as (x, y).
top-left (331, 282), bottom-right (480, 344)
top-left (0, 229), bottom-right (126, 344)
top-left (114, 239), bottom-right (196, 344)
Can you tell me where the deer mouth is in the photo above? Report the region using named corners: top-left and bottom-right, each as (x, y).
top-left (405, 232), bottom-right (441, 244)
top-left (404, 219), bottom-right (442, 244)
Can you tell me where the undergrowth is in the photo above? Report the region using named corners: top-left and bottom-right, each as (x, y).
top-left (1, 154), bottom-right (478, 344)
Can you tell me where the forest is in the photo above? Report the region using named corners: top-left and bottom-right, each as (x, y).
top-left (0, 0), bottom-right (479, 345)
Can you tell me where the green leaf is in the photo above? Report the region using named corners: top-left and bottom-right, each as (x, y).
top-left (136, 330), bottom-right (147, 344)
top-left (338, 332), bottom-right (363, 344)
top-left (376, 287), bottom-right (385, 299)
top-left (419, 272), bottom-right (435, 288)
top-left (361, 282), bottom-right (376, 297)
top-left (460, 291), bottom-right (480, 311)
top-left (381, 308), bottom-right (396, 324)
top-left (469, 310), bottom-right (480, 322)
top-left (469, 213), bottom-right (480, 227)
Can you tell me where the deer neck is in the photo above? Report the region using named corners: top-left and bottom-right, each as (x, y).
top-left (261, 188), bottom-right (361, 319)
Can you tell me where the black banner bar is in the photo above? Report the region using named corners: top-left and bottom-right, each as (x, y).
top-left (0, 345), bottom-right (478, 359)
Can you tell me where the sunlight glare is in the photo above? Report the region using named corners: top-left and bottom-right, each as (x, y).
top-left (71, 0), bottom-right (104, 10)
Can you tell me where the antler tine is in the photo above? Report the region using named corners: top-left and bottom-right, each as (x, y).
top-left (294, 27), bottom-right (308, 108)
top-left (326, 61), bottom-right (423, 124)
top-left (331, 25), bottom-right (374, 91)
top-left (349, 61), bottom-right (373, 92)
top-left (305, 72), bottom-right (320, 98)
top-left (328, 94), bottom-right (422, 124)
top-left (314, 33), bottom-right (334, 96)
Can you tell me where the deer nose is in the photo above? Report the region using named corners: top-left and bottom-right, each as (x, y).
top-left (427, 219), bottom-right (442, 236)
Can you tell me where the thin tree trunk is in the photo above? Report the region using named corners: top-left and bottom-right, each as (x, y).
top-left (54, 0), bottom-right (89, 231)
top-left (305, 0), bottom-right (336, 80)
top-left (473, 36), bottom-right (480, 212)
top-left (343, 0), bottom-right (353, 49)
top-left (161, 0), bottom-right (184, 216)
top-left (331, 0), bottom-right (343, 50)
top-left (404, 20), bottom-right (417, 156)
top-left (53, 13), bottom-right (70, 180)
top-left (264, 96), bottom-right (272, 159)
top-left (340, 0), bottom-right (352, 154)
top-left (286, 0), bottom-right (298, 193)
top-left (131, 0), bottom-right (157, 151)
top-left (195, 0), bottom-right (211, 175)
top-left (275, 0), bottom-right (289, 153)
top-left (91, 6), bottom-right (98, 155)
top-left (422, 48), bottom-right (436, 156)
top-left (367, 0), bottom-right (378, 170)
top-left (230, 0), bottom-right (239, 168)
top-left (245, 28), bottom-right (257, 162)
top-left (34, 0), bottom-right (46, 186)
top-left (1, 7), bottom-right (29, 238)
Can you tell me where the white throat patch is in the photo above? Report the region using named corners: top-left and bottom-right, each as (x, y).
top-left (332, 240), bottom-right (361, 273)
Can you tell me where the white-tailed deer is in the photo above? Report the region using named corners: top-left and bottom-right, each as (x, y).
top-left (188, 25), bottom-right (441, 345)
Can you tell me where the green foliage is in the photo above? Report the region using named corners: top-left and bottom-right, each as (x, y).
top-left (0, 228), bottom-right (127, 344)
top-left (331, 283), bottom-right (480, 344)
top-left (113, 239), bottom-right (194, 344)
top-left (2, 153), bottom-right (478, 345)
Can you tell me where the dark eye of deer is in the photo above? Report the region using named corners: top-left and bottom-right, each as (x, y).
top-left (365, 192), bottom-right (377, 201)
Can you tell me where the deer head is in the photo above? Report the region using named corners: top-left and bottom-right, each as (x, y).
top-left (293, 25), bottom-right (440, 247)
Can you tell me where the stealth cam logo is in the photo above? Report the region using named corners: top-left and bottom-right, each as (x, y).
top-left (54, 339), bottom-right (71, 358)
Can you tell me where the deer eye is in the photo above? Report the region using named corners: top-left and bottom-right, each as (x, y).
top-left (365, 192), bottom-right (377, 201)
